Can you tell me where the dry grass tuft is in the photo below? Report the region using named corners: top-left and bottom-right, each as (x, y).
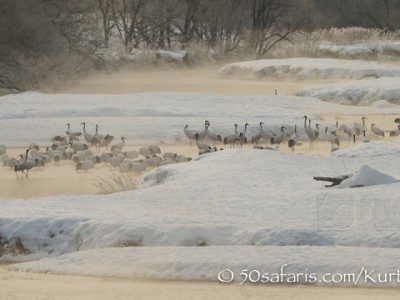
top-left (94, 168), bottom-right (138, 194)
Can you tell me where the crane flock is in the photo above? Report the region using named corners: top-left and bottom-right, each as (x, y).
top-left (185, 116), bottom-right (400, 154)
top-left (1, 116), bottom-right (399, 179)
top-left (1, 123), bottom-right (191, 179)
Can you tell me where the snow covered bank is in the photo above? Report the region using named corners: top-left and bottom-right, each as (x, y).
top-left (9, 246), bottom-right (400, 285)
top-left (2, 92), bottom-right (400, 146)
top-left (332, 140), bottom-right (400, 158)
top-left (296, 77), bottom-right (400, 105)
top-left (1, 147), bottom-right (400, 283)
top-left (217, 58), bottom-right (400, 81)
top-left (317, 41), bottom-right (400, 59)
top-left (100, 49), bottom-right (189, 67)
top-left (2, 91), bottom-right (400, 284)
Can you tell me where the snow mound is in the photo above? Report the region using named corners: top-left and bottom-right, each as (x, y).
top-left (296, 77), bottom-right (400, 105)
top-left (1, 150), bottom-right (400, 263)
top-left (217, 58), bottom-right (400, 81)
top-left (371, 100), bottom-right (399, 108)
top-left (339, 165), bottom-right (398, 188)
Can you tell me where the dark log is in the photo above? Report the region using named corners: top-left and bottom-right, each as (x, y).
top-left (313, 175), bottom-right (351, 187)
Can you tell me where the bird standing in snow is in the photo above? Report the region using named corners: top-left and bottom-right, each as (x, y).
top-left (306, 119), bottom-right (320, 148)
top-left (311, 121), bottom-right (320, 140)
top-left (66, 123), bottom-right (82, 141)
top-left (223, 124), bottom-right (240, 148)
top-left (304, 116), bottom-right (313, 148)
top-left (371, 123), bottom-right (385, 138)
top-left (288, 125), bottom-right (298, 151)
top-left (251, 122), bottom-right (264, 144)
top-left (99, 134), bottom-right (114, 150)
top-left (238, 123), bottom-right (249, 148)
top-left (353, 116), bottom-right (368, 137)
top-left (389, 125), bottom-right (400, 138)
top-left (81, 122), bottom-right (94, 145)
top-left (91, 124), bottom-right (104, 150)
top-left (184, 124), bottom-right (197, 144)
top-left (184, 121), bottom-right (209, 144)
top-left (111, 136), bottom-right (127, 151)
top-left (324, 126), bottom-right (340, 149)
top-left (361, 130), bottom-right (370, 143)
top-left (270, 126), bottom-right (285, 149)
top-left (14, 148), bottom-right (39, 178)
top-left (197, 120), bottom-right (209, 141)
top-left (338, 123), bottom-right (353, 144)
top-left (195, 133), bottom-right (212, 151)
top-left (204, 121), bottom-right (222, 145)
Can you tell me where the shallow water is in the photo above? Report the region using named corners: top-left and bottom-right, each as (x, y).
top-left (52, 68), bottom-right (341, 96)
top-left (2, 125), bottom-right (398, 200)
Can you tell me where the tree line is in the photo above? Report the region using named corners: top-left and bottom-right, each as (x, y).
top-left (1, 0), bottom-right (400, 93)
top-left (95, 0), bottom-right (309, 57)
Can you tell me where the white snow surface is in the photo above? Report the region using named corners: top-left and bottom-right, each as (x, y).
top-left (217, 58), bottom-right (400, 81)
top-left (318, 41), bottom-right (400, 58)
top-left (296, 77), bottom-right (400, 105)
top-left (1, 146), bottom-right (400, 283)
top-left (10, 246), bottom-right (400, 285)
top-left (339, 165), bottom-right (398, 188)
top-left (1, 92), bottom-right (400, 285)
top-left (332, 140), bottom-right (400, 158)
top-left (1, 92), bottom-right (400, 146)
top-left (99, 49), bottom-right (187, 64)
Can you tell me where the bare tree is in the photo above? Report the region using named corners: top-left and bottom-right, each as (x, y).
top-left (200, 0), bottom-right (250, 54)
top-left (249, 0), bottom-right (308, 58)
top-left (0, 0), bottom-right (63, 92)
top-left (0, 0), bottom-right (98, 93)
top-left (112, 0), bottom-right (156, 53)
top-left (95, 0), bottom-right (116, 48)
top-left (174, 0), bottom-right (207, 46)
top-left (310, 0), bottom-right (400, 30)
top-left (148, 0), bottom-right (180, 49)
top-left (110, 0), bottom-right (182, 51)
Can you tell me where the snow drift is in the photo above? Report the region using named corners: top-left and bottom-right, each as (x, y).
top-left (339, 165), bottom-right (398, 188)
top-left (296, 77), bottom-right (400, 105)
top-left (217, 58), bottom-right (400, 81)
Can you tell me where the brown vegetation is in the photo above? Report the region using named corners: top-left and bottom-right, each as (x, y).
top-left (1, 0), bottom-right (400, 94)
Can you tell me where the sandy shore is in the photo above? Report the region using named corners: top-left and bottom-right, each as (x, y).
top-left (1, 266), bottom-right (400, 300)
